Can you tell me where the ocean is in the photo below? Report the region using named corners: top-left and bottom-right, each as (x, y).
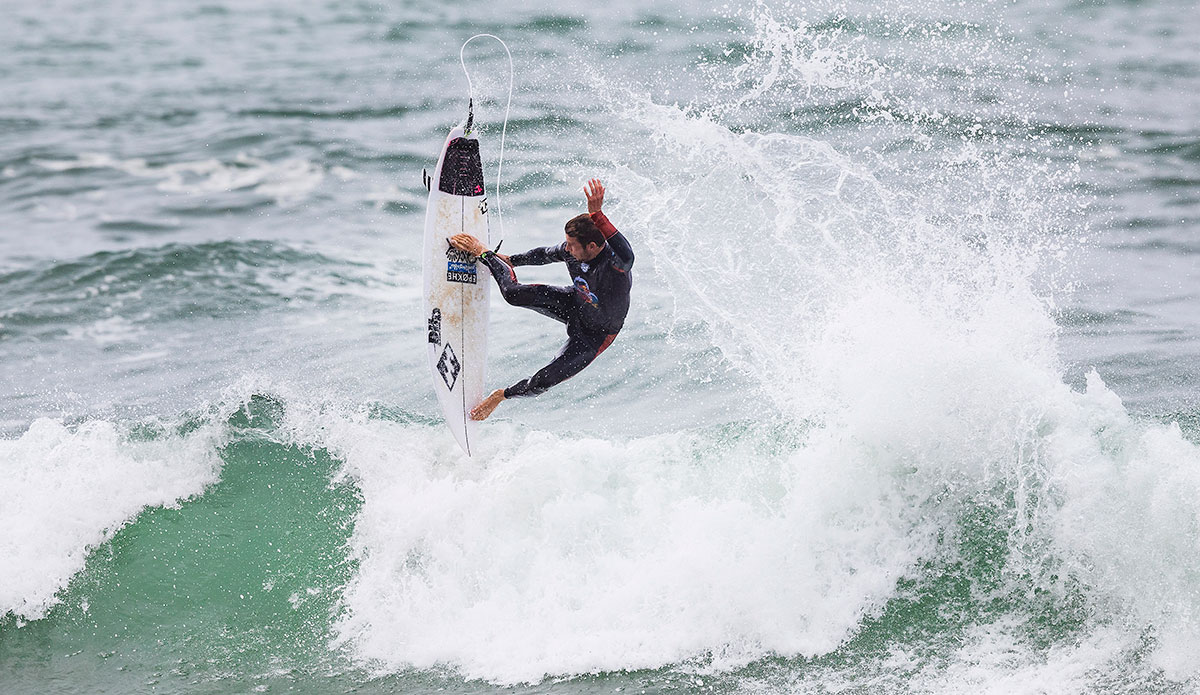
top-left (2, 0), bottom-right (1200, 692)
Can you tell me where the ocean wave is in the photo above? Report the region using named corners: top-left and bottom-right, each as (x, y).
top-left (27, 152), bottom-right (331, 206)
top-left (0, 240), bottom-right (401, 342)
top-left (2, 0), bottom-right (1199, 690)
top-left (557, 31), bottom-right (1200, 684)
top-left (0, 417), bottom-right (223, 621)
top-left (3, 371), bottom-right (1200, 689)
top-left (290, 367), bottom-right (1200, 687)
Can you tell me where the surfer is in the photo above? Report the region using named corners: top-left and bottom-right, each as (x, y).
top-left (449, 178), bottom-right (633, 420)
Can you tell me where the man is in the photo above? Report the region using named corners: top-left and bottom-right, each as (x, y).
top-left (449, 178), bottom-right (633, 420)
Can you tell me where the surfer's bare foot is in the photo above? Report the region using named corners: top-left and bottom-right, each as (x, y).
top-left (450, 234), bottom-right (486, 257)
top-left (470, 389), bottom-right (506, 421)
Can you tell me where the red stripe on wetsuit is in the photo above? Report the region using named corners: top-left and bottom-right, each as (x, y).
top-left (591, 211), bottom-right (619, 240)
top-left (590, 212), bottom-right (621, 356)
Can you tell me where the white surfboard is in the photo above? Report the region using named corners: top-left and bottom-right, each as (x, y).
top-left (423, 123), bottom-right (492, 455)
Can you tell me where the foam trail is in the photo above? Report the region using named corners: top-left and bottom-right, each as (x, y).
top-left (1046, 372), bottom-right (1200, 679)
top-left (615, 96), bottom-right (1055, 423)
top-left (0, 418), bottom-right (223, 621)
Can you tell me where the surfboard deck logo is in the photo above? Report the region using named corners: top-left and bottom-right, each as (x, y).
top-left (437, 343), bottom-right (461, 391)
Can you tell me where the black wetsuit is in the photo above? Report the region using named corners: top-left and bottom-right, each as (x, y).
top-left (479, 211), bottom-right (633, 398)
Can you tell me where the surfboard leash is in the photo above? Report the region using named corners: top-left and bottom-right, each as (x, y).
top-left (459, 33), bottom-right (513, 247)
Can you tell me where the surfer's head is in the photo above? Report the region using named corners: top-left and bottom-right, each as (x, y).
top-left (564, 213), bottom-right (605, 261)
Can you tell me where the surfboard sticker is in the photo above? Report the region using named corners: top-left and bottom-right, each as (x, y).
top-left (446, 241), bottom-right (478, 284)
top-left (437, 343), bottom-right (461, 391)
top-left (427, 308), bottom-right (442, 345)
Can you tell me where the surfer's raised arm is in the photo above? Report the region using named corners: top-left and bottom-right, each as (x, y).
top-left (584, 178), bottom-right (633, 272)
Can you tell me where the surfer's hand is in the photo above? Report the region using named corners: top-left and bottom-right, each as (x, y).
top-left (585, 178), bottom-right (605, 214)
top-left (450, 234), bottom-right (486, 257)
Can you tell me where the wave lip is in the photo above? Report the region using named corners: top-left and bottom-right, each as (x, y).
top-left (0, 418), bottom-right (222, 621)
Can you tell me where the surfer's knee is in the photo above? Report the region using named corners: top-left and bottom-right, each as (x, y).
top-left (499, 283), bottom-right (530, 306)
top-left (497, 280), bottom-right (552, 308)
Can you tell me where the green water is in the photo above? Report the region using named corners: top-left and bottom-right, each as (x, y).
top-left (2, 410), bottom-right (359, 693)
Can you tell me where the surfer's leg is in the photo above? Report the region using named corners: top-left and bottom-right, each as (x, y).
top-left (480, 254), bottom-right (575, 323)
top-left (503, 332), bottom-right (617, 398)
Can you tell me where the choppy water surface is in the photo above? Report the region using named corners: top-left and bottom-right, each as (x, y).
top-left (2, 0), bottom-right (1200, 693)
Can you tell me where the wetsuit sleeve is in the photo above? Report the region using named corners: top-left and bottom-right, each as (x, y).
top-left (508, 242), bottom-right (569, 267)
top-left (592, 211), bottom-right (634, 271)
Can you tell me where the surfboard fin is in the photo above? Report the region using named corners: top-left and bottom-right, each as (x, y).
top-left (422, 168), bottom-right (431, 192)
top-left (464, 98), bottom-right (474, 136)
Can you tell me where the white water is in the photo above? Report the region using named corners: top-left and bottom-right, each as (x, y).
top-left (311, 414), bottom-right (933, 683)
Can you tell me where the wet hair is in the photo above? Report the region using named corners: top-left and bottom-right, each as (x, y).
top-left (564, 213), bottom-right (605, 249)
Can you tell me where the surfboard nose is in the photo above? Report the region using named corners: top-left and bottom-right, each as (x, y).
top-left (438, 137), bottom-right (484, 197)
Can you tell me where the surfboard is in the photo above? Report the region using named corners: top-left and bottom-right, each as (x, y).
top-left (422, 123), bottom-right (491, 455)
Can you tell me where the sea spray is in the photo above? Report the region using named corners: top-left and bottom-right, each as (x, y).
top-left (601, 5), bottom-right (1200, 687)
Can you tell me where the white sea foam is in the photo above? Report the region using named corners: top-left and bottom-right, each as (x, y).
top-left (738, 619), bottom-right (1142, 694)
top-left (302, 412), bottom-right (944, 684)
top-left (65, 315), bottom-right (146, 347)
top-left (33, 152), bottom-right (330, 206)
top-left (1045, 373), bottom-right (1200, 680)
top-left (0, 418), bottom-right (223, 621)
top-left (309, 368), bottom-right (1184, 687)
